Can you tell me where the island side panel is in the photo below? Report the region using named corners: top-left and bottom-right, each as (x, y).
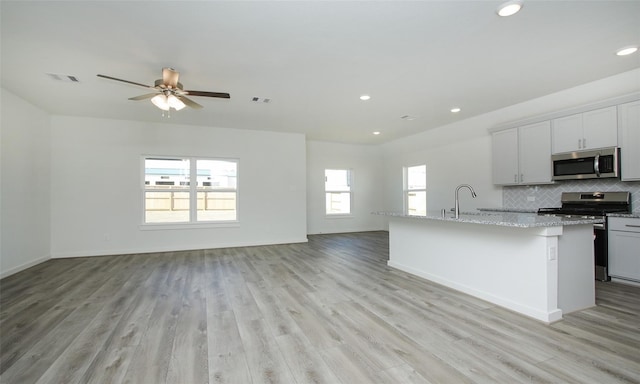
top-left (557, 224), bottom-right (596, 313)
top-left (388, 218), bottom-right (563, 323)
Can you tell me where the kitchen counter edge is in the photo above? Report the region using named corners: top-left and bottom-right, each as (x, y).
top-left (372, 211), bottom-right (603, 228)
top-left (607, 213), bottom-right (640, 219)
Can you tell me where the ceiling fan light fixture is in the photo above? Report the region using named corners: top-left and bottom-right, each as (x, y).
top-left (167, 94), bottom-right (186, 111)
top-left (151, 93), bottom-right (186, 111)
top-left (151, 94), bottom-right (170, 111)
top-left (496, 0), bottom-right (523, 17)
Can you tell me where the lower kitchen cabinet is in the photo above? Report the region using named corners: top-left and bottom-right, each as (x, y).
top-left (608, 216), bottom-right (640, 283)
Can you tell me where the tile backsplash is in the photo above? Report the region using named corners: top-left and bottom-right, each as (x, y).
top-left (503, 179), bottom-right (640, 213)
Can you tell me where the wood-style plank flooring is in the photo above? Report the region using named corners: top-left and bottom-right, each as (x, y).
top-left (1, 231), bottom-right (639, 383)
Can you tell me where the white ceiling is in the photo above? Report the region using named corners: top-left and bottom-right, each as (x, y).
top-left (2, 1), bottom-right (639, 144)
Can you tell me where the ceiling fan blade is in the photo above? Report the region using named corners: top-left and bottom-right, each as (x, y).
top-left (162, 67), bottom-right (180, 88)
top-left (184, 90), bottom-right (231, 99)
top-left (178, 95), bottom-right (203, 109)
top-left (128, 93), bottom-right (159, 101)
top-left (97, 74), bottom-right (155, 89)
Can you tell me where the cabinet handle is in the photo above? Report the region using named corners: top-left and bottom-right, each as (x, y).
top-left (520, 174), bottom-right (524, 182)
top-left (625, 224), bottom-right (640, 228)
top-left (578, 139), bottom-right (582, 149)
top-left (514, 174), bottom-right (517, 183)
top-left (583, 138), bottom-right (586, 148)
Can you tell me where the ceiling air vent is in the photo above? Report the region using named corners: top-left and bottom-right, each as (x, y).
top-left (47, 73), bottom-right (80, 82)
top-left (251, 97), bottom-right (271, 103)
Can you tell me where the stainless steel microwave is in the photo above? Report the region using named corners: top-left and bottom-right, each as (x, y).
top-left (552, 147), bottom-right (620, 181)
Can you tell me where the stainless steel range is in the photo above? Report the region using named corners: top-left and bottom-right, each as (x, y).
top-left (538, 191), bottom-right (632, 281)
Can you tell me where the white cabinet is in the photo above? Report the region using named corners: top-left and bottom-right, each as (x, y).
top-left (608, 217), bottom-right (640, 283)
top-left (552, 113), bottom-right (582, 154)
top-left (492, 121), bottom-right (552, 185)
top-left (519, 122), bottom-right (552, 184)
top-left (492, 128), bottom-right (519, 185)
top-left (552, 106), bottom-right (617, 154)
top-left (618, 100), bottom-right (640, 181)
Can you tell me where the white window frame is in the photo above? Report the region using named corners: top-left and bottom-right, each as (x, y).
top-left (404, 164), bottom-right (427, 216)
top-left (325, 168), bottom-right (353, 217)
top-left (141, 155), bottom-right (239, 229)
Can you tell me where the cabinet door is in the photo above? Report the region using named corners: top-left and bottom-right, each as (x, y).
top-left (619, 100), bottom-right (640, 181)
top-left (519, 121), bottom-right (552, 184)
top-left (552, 113), bottom-right (582, 153)
top-left (609, 230), bottom-right (640, 282)
top-left (492, 128), bottom-right (519, 185)
top-left (582, 106), bottom-right (617, 150)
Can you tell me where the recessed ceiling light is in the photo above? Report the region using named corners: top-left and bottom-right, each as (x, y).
top-left (451, 107), bottom-right (461, 113)
top-left (373, 131), bottom-right (381, 135)
top-left (360, 95), bottom-right (371, 101)
top-left (616, 46), bottom-right (638, 56)
top-left (496, 0), bottom-right (523, 17)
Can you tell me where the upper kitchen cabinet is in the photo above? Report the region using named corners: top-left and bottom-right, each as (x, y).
top-left (551, 106), bottom-right (617, 154)
top-left (492, 128), bottom-right (519, 185)
top-left (618, 100), bottom-right (640, 181)
top-left (492, 121), bottom-right (552, 185)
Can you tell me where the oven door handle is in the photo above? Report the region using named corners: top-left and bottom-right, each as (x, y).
top-left (594, 153), bottom-right (601, 177)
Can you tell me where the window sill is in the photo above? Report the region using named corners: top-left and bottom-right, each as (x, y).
top-left (325, 214), bottom-right (354, 219)
top-left (140, 221), bottom-right (240, 231)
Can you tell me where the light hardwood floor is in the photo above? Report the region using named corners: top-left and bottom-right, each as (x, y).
top-left (1, 231), bottom-right (639, 383)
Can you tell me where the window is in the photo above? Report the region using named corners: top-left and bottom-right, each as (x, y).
top-left (404, 165), bottom-right (426, 216)
top-left (325, 169), bottom-right (351, 215)
top-left (144, 157), bottom-right (238, 224)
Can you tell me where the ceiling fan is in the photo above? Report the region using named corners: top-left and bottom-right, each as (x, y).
top-left (97, 67), bottom-right (230, 111)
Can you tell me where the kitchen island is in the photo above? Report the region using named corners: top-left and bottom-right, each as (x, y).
top-left (375, 211), bottom-right (601, 323)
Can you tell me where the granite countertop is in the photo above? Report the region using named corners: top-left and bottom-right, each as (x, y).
top-left (373, 211), bottom-right (603, 228)
top-left (607, 213), bottom-right (640, 219)
top-left (478, 208), bottom-right (640, 219)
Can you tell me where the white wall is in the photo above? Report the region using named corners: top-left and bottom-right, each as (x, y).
top-left (307, 141), bottom-right (384, 234)
top-left (2, 69), bottom-right (639, 275)
top-left (382, 135), bottom-right (501, 215)
top-left (49, 116), bottom-right (307, 257)
top-left (1, 88), bottom-right (51, 277)
top-left (380, 69), bottom-right (640, 219)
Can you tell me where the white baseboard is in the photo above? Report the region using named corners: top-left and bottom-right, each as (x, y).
top-left (50, 237), bottom-right (309, 259)
top-left (307, 228), bottom-right (387, 235)
top-left (611, 277), bottom-right (640, 287)
top-left (0, 255), bottom-right (50, 279)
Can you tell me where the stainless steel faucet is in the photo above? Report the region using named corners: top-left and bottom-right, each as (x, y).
top-left (454, 184), bottom-right (477, 218)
